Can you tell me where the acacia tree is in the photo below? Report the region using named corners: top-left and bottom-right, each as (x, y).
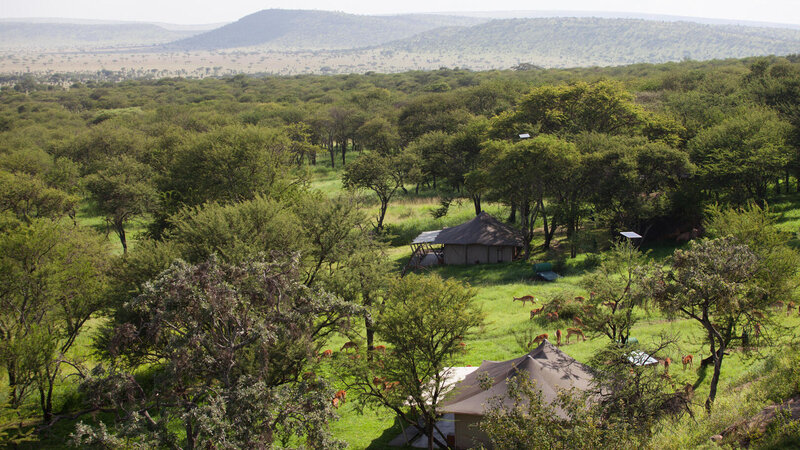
top-left (342, 152), bottom-right (402, 230)
top-left (85, 155), bottom-right (156, 254)
top-left (581, 240), bottom-right (654, 345)
top-left (0, 219), bottom-right (109, 421)
top-left (645, 238), bottom-right (767, 410)
top-left (339, 274), bottom-right (483, 450)
top-left (76, 255), bottom-right (359, 449)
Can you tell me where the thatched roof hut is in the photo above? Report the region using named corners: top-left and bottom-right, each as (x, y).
top-left (407, 212), bottom-right (523, 269)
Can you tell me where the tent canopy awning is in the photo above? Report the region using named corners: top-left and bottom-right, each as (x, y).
top-left (440, 341), bottom-right (594, 418)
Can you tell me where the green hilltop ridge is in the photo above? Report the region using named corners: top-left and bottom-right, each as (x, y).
top-left (165, 9), bottom-right (488, 51)
top-left (382, 17), bottom-right (800, 67)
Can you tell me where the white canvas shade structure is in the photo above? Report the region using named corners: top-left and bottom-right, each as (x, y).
top-left (439, 341), bottom-right (595, 449)
top-left (406, 212), bottom-right (524, 271)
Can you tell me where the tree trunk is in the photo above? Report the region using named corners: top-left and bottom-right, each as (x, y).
top-left (706, 345), bottom-right (725, 411)
top-left (341, 139), bottom-right (347, 166)
top-left (377, 199), bottom-right (388, 230)
top-left (507, 203), bottom-right (516, 223)
top-left (329, 146), bottom-right (336, 168)
top-left (115, 220), bottom-right (127, 255)
top-left (472, 194), bottom-right (481, 216)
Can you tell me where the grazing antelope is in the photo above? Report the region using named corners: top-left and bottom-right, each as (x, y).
top-left (565, 328), bottom-right (585, 344)
top-left (458, 341), bottom-right (466, 350)
top-left (681, 354), bottom-right (693, 370)
top-left (530, 308), bottom-right (543, 319)
top-left (513, 295), bottom-right (536, 307)
top-left (373, 376), bottom-right (385, 386)
top-left (530, 333), bottom-right (549, 347)
top-left (341, 341), bottom-right (358, 351)
top-left (331, 397), bottom-right (340, 408)
top-left (788, 301), bottom-right (796, 317)
top-left (574, 296), bottom-right (585, 303)
top-left (659, 357), bottom-right (672, 374)
top-left (546, 311), bottom-right (559, 321)
top-left (372, 345), bottom-right (386, 353)
top-left (320, 349), bottom-right (333, 358)
top-left (573, 316), bottom-right (584, 327)
top-left (556, 329), bottom-right (562, 346)
top-left (383, 381), bottom-right (400, 391)
top-left (334, 389), bottom-right (347, 404)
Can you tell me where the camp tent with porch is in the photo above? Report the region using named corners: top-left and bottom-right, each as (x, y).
top-left (439, 341), bottom-right (595, 449)
top-left (406, 212), bottom-right (524, 270)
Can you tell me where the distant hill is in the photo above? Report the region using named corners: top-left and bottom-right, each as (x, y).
top-left (380, 17), bottom-right (800, 67)
top-left (0, 22), bottom-right (200, 50)
top-left (165, 9), bottom-right (487, 50)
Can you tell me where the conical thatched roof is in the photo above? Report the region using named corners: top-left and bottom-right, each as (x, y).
top-left (440, 341), bottom-right (594, 418)
top-left (411, 212), bottom-right (523, 246)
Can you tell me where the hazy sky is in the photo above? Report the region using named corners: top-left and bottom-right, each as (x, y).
top-left (2, 0), bottom-right (800, 25)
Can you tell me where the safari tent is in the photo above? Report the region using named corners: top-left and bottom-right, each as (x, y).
top-left (439, 341), bottom-right (595, 449)
top-left (407, 212), bottom-right (523, 269)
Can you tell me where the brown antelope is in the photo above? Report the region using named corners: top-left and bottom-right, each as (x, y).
top-left (372, 345), bottom-right (386, 353)
top-left (513, 295), bottom-right (536, 307)
top-left (530, 308), bottom-right (543, 319)
top-left (572, 316), bottom-right (584, 327)
top-left (383, 381), bottom-right (400, 391)
top-left (574, 296), bottom-right (585, 303)
top-left (546, 311), bottom-right (559, 321)
top-left (602, 301), bottom-right (616, 309)
top-left (373, 376), bottom-right (385, 386)
top-left (530, 333), bottom-right (549, 347)
top-left (331, 397), bottom-right (340, 408)
top-left (565, 328), bottom-right (585, 344)
top-left (340, 341), bottom-right (358, 351)
top-left (320, 349), bottom-right (333, 358)
top-left (681, 354), bottom-right (693, 370)
top-left (662, 357), bottom-right (672, 373)
top-left (556, 329), bottom-right (562, 346)
top-left (334, 389), bottom-right (347, 403)
top-left (458, 341), bottom-right (466, 351)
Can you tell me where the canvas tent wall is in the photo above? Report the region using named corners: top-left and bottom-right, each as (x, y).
top-left (407, 212), bottom-right (523, 269)
top-left (440, 341), bottom-right (594, 449)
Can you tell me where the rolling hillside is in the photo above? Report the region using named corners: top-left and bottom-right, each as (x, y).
top-left (166, 9), bottom-right (487, 51)
top-left (382, 17), bottom-right (800, 67)
top-left (0, 22), bottom-right (200, 51)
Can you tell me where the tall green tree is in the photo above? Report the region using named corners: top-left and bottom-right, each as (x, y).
top-left (79, 255), bottom-right (358, 449)
top-left (339, 274), bottom-right (483, 450)
top-left (645, 238), bottom-right (768, 410)
top-left (690, 108), bottom-right (792, 205)
top-left (342, 152), bottom-right (402, 231)
top-left (0, 219), bottom-right (109, 421)
top-left (85, 155), bottom-right (156, 253)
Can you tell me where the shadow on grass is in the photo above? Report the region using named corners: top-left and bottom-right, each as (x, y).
top-left (366, 416), bottom-right (412, 450)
